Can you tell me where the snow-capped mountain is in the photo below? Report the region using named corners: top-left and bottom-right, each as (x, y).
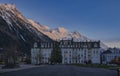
top-left (28, 19), bottom-right (90, 41)
top-left (0, 4), bottom-right (52, 41)
top-left (28, 19), bottom-right (108, 49)
top-left (0, 4), bottom-right (52, 53)
top-left (0, 4), bottom-right (108, 52)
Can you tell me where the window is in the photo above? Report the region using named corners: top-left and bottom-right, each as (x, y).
top-left (69, 60), bottom-right (71, 63)
top-left (96, 51), bottom-right (98, 54)
top-left (94, 43), bottom-right (98, 47)
top-left (81, 55), bottom-right (83, 57)
top-left (93, 50), bottom-right (95, 54)
top-left (65, 58), bottom-right (67, 60)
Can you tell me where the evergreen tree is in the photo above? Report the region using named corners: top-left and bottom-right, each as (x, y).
top-left (50, 41), bottom-right (62, 64)
top-left (3, 45), bottom-right (19, 68)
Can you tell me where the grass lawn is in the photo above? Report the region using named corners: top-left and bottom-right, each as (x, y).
top-left (70, 64), bottom-right (120, 69)
top-left (0, 61), bottom-right (4, 65)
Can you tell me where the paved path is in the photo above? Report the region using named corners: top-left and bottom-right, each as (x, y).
top-left (0, 64), bottom-right (43, 73)
top-left (0, 65), bottom-right (117, 76)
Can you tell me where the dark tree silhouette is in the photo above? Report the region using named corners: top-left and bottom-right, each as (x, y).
top-left (3, 45), bottom-right (19, 68)
top-left (50, 42), bottom-right (62, 64)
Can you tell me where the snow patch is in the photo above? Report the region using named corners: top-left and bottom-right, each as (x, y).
top-left (20, 34), bottom-right (26, 41)
top-left (104, 41), bottom-right (120, 48)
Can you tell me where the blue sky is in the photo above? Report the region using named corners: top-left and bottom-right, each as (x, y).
top-left (0, 0), bottom-right (120, 41)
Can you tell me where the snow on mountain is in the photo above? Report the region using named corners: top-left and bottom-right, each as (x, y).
top-left (100, 42), bottom-right (108, 50)
top-left (104, 41), bottom-right (120, 48)
top-left (0, 4), bottom-right (26, 30)
top-left (28, 19), bottom-right (69, 40)
top-left (28, 19), bottom-right (88, 41)
top-left (28, 19), bottom-right (108, 49)
top-left (0, 4), bottom-right (52, 42)
top-left (62, 31), bottom-right (90, 41)
top-left (28, 19), bottom-right (89, 41)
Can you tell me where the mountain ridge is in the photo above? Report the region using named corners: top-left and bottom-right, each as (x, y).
top-left (28, 19), bottom-right (108, 49)
top-left (0, 4), bottom-right (53, 53)
top-left (0, 4), bottom-right (108, 52)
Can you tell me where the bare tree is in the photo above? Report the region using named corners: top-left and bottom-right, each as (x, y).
top-left (3, 45), bottom-right (19, 68)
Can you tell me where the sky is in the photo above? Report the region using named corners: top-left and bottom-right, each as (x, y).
top-left (0, 0), bottom-right (120, 42)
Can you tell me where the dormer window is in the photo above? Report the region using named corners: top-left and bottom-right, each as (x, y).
top-left (94, 43), bottom-right (98, 47)
top-left (88, 43), bottom-right (91, 48)
top-left (34, 42), bottom-right (37, 48)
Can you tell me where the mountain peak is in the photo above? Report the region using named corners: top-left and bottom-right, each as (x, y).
top-left (0, 4), bottom-right (16, 10)
top-left (73, 31), bottom-right (81, 36)
top-left (0, 3), bottom-right (28, 27)
top-left (55, 27), bottom-right (68, 33)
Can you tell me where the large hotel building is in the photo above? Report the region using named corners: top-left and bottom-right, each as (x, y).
top-left (31, 39), bottom-right (101, 64)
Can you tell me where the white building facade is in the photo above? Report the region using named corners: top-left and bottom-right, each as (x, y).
top-left (102, 48), bottom-right (120, 64)
top-left (31, 40), bottom-right (101, 64)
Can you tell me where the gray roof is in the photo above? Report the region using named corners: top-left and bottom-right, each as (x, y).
top-left (102, 50), bottom-right (112, 54)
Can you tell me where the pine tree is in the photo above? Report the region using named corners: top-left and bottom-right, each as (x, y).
top-left (50, 41), bottom-right (62, 64)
